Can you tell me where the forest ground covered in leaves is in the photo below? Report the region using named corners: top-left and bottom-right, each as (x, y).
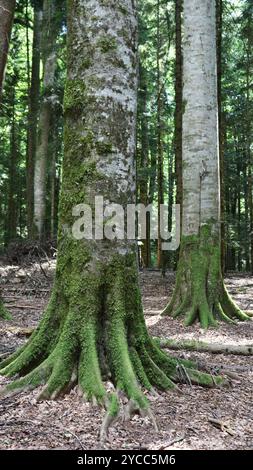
top-left (0, 254), bottom-right (252, 450)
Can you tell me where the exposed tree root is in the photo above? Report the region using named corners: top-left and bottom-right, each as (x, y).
top-left (0, 255), bottom-right (224, 439)
top-left (162, 228), bottom-right (250, 327)
top-left (157, 337), bottom-right (253, 356)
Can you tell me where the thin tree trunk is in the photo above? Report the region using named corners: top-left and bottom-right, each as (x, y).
top-left (0, 0), bottom-right (15, 96)
top-left (139, 64), bottom-right (150, 267)
top-left (33, 0), bottom-right (58, 239)
top-left (237, 161), bottom-right (242, 271)
top-left (175, 0), bottom-right (182, 225)
top-left (6, 87), bottom-right (18, 244)
top-left (26, 1), bottom-right (42, 238)
top-left (157, 0), bottom-right (164, 270)
top-left (49, 119), bottom-right (57, 238)
top-left (246, 46), bottom-right (253, 273)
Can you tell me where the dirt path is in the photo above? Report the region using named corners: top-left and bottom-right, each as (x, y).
top-left (0, 262), bottom-right (252, 450)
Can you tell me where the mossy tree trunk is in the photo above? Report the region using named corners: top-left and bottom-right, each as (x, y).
top-left (162, 0), bottom-right (249, 327)
top-left (0, 0), bottom-right (223, 434)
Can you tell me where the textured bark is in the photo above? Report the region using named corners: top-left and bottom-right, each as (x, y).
top-left (0, 0), bottom-right (220, 432)
top-left (33, 0), bottom-right (58, 239)
top-left (0, 0), bottom-right (15, 95)
top-left (162, 0), bottom-right (249, 327)
top-left (26, 2), bottom-right (43, 238)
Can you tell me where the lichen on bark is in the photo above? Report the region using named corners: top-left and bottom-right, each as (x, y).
top-left (162, 224), bottom-right (249, 327)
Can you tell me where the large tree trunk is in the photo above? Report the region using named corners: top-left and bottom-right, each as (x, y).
top-left (0, 0), bottom-right (219, 434)
top-left (33, 0), bottom-right (58, 239)
top-left (26, 1), bottom-right (43, 238)
top-left (162, 0), bottom-right (249, 327)
top-left (0, 0), bottom-right (15, 95)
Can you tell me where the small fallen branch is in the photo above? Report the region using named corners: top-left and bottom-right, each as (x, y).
top-left (208, 418), bottom-right (235, 436)
top-left (0, 326), bottom-right (34, 337)
top-left (156, 435), bottom-right (186, 450)
top-left (5, 304), bottom-right (43, 310)
top-left (156, 337), bottom-right (253, 356)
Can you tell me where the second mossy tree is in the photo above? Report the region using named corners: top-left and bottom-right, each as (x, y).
top-left (162, 0), bottom-right (249, 328)
top-left (0, 0), bottom-right (222, 435)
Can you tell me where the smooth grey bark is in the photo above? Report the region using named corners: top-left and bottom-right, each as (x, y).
top-left (182, 0), bottom-right (220, 236)
top-left (162, 0), bottom-right (249, 327)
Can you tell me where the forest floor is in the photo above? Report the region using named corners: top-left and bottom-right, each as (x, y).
top-left (0, 255), bottom-right (252, 450)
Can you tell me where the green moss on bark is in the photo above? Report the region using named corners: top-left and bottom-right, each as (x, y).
top-left (162, 224), bottom-right (250, 327)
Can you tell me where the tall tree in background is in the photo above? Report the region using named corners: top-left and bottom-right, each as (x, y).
top-left (138, 62), bottom-right (151, 267)
top-left (0, 0), bottom-right (16, 96)
top-left (216, 0), bottom-right (225, 273)
top-left (26, 0), bottom-right (42, 238)
top-left (162, 0), bottom-right (249, 327)
top-left (156, 0), bottom-right (164, 270)
top-left (242, 0), bottom-right (253, 272)
top-left (6, 77), bottom-right (18, 243)
top-left (175, 0), bottom-right (182, 228)
top-left (33, 0), bottom-right (59, 239)
top-left (0, 0), bottom-right (218, 435)
top-left (0, 0), bottom-right (15, 319)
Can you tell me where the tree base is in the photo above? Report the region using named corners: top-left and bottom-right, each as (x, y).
top-left (162, 228), bottom-right (250, 328)
top-left (0, 255), bottom-right (224, 439)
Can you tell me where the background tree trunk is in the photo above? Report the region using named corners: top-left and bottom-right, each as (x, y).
top-left (216, 0), bottom-right (226, 273)
top-left (6, 85), bottom-right (18, 244)
top-left (156, 0), bottom-right (164, 270)
top-left (33, 0), bottom-right (58, 239)
top-left (0, 0), bottom-right (16, 95)
top-left (175, 0), bottom-right (182, 228)
top-left (162, 0), bottom-right (249, 327)
top-left (26, 1), bottom-right (42, 238)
